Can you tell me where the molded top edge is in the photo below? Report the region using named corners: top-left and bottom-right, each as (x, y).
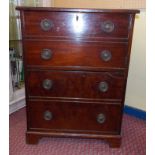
top-left (16, 6), bottom-right (140, 14)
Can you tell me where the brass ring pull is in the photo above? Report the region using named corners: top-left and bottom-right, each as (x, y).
top-left (99, 81), bottom-right (109, 92)
top-left (41, 49), bottom-right (52, 60)
top-left (101, 20), bottom-right (115, 33)
top-left (97, 113), bottom-right (106, 124)
top-left (40, 19), bottom-right (53, 31)
top-left (42, 79), bottom-right (53, 90)
top-left (100, 50), bottom-right (112, 62)
top-left (44, 110), bottom-right (52, 121)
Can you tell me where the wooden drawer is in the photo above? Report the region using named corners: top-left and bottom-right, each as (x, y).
top-left (27, 70), bottom-right (125, 100)
top-left (23, 11), bottom-right (130, 39)
top-left (24, 40), bottom-right (128, 69)
top-left (28, 100), bottom-right (121, 134)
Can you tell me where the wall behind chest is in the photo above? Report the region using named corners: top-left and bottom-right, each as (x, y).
top-left (54, 0), bottom-right (145, 9)
top-left (125, 10), bottom-right (146, 111)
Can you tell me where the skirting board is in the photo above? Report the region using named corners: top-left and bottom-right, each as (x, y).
top-left (124, 105), bottom-right (146, 120)
top-left (9, 97), bottom-right (25, 114)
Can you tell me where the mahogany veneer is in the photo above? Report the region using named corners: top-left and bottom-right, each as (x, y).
top-left (24, 41), bottom-right (128, 69)
top-left (17, 7), bottom-right (139, 148)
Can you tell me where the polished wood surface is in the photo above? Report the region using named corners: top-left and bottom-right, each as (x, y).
top-left (27, 70), bottom-right (125, 100)
top-left (24, 40), bottom-right (128, 69)
top-left (17, 6), bottom-right (139, 147)
top-left (27, 101), bottom-right (121, 134)
top-left (23, 11), bottom-right (130, 39)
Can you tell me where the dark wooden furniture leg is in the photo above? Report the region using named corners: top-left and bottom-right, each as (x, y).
top-left (26, 132), bottom-right (41, 144)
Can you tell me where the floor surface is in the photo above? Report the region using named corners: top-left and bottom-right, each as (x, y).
top-left (9, 108), bottom-right (146, 155)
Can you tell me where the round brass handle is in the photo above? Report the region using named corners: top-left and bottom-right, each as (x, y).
top-left (101, 20), bottom-right (115, 33)
top-left (41, 49), bottom-right (53, 60)
top-left (44, 110), bottom-right (52, 121)
top-left (97, 113), bottom-right (106, 124)
top-left (99, 81), bottom-right (109, 92)
top-left (42, 79), bottom-right (53, 90)
top-left (40, 19), bottom-right (53, 31)
top-left (101, 50), bottom-right (112, 62)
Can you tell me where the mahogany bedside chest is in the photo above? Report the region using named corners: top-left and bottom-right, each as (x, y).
top-left (16, 7), bottom-right (139, 148)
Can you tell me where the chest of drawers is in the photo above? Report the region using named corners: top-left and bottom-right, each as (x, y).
top-left (17, 7), bottom-right (139, 148)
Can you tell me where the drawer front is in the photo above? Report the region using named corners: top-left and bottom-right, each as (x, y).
top-left (27, 71), bottom-right (125, 100)
top-left (28, 101), bottom-right (122, 134)
top-left (23, 11), bottom-right (130, 39)
top-left (24, 40), bottom-right (128, 69)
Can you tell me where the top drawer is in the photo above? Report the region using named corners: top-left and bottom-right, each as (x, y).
top-left (23, 11), bottom-right (130, 39)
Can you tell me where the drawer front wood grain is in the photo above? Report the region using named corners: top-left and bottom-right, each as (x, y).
top-left (24, 40), bottom-right (128, 69)
top-left (28, 101), bottom-right (122, 134)
top-left (27, 70), bottom-right (125, 100)
top-left (23, 11), bottom-right (130, 39)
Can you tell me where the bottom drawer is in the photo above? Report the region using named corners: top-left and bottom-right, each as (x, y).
top-left (27, 100), bottom-right (122, 134)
